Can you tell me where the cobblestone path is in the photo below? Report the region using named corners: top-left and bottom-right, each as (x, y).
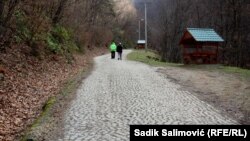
top-left (57, 50), bottom-right (237, 141)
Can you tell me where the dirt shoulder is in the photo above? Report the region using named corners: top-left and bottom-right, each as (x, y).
top-left (157, 66), bottom-right (250, 124)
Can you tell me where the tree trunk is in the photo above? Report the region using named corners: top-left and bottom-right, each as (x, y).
top-left (53, 0), bottom-right (68, 24)
top-left (0, 0), bottom-right (5, 25)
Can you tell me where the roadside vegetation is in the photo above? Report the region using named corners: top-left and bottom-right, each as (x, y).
top-left (127, 50), bottom-right (182, 67)
top-left (128, 50), bottom-right (250, 79)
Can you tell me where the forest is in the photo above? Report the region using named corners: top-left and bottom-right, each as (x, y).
top-left (135, 0), bottom-right (250, 68)
top-left (1, 0), bottom-right (249, 67)
top-left (0, 0), bottom-right (136, 57)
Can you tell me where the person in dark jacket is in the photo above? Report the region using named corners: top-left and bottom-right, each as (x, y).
top-left (117, 42), bottom-right (123, 60)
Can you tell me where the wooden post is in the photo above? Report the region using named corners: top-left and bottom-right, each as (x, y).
top-left (216, 44), bottom-right (219, 64)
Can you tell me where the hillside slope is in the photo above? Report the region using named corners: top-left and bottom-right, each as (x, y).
top-left (0, 45), bottom-right (107, 140)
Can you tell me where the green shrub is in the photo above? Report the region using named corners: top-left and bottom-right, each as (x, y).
top-left (46, 33), bottom-right (62, 54)
top-left (46, 25), bottom-right (80, 61)
top-left (52, 25), bottom-right (71, 43)
top-left (46, 25), bottom-right (67, 54)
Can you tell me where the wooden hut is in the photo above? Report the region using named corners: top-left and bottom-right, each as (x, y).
top-left (179, 28), bottom-right (224, 64)
top-left (136, 40), bottom-right (145, 49)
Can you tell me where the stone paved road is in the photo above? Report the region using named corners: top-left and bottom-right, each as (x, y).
top-left (57, 50), bottom-right (237, 141)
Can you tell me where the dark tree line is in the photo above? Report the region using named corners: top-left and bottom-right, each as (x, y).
top-left (0, 0), bottom-right (137, 56)
top-left (135, 0), bottom-right (250, 68)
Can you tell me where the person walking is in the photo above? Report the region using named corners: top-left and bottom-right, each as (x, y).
top-left (110, 41), bottom-right (117, 59)
top-left (117, 42), bottom-right (123, 60)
